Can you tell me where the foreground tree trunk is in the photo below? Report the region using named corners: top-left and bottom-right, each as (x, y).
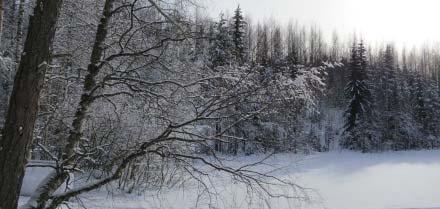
top-left (1, 0), bottom-right (16, 56)
top-left (0, 0), bottom-right (3, 41)
top-left (20, 1), bottom-right (115, 208)
top-left (14, 0), bottom-right (25, 61)
top-left (0, 0), bottom-right (63, 208)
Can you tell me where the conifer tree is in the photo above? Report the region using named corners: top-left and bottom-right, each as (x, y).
top-left (380, 45), bottom-right (405, 148)
top-left (255, 24), bottom-right (269, 67)
top-left (383, 45), bottom-right (399, 112)
top-left (271, 26), bottom-right (283, 72)
top-left (209, 14), bottom-right (233, 68)
top-left (343, 41), bottom-right (372, 150)
top-left (286, 24), bottom-right (300, 66)
top-left (231, 5), bottom-right (246, 64)
top-left (413, 75), bottom-right (428, 129)
top-left (413, 75), bottom-right (440, 139)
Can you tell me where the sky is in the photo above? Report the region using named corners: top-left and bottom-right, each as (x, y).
top-left (207, 0), bottom-right (440, 47)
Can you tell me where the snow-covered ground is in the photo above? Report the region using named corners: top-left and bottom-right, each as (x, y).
top-left (20, 150), bottom-right (440, 209)
top-left (295, 150), bottom-right (440, 209)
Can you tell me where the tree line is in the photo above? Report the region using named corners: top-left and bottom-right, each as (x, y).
top-left (195, 7), bottom-right (440, 152)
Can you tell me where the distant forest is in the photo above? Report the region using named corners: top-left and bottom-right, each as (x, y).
top-left (185, 6), bottom-right (440, 152)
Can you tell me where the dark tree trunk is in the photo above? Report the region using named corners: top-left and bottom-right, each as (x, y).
top-left (20, 1), bottom-right (115, 208)
top-left (14, 0), bottom-right (25, 61)
top-left (0, 0), bottom-right (3, 41)
top-left (0, 0), bottom-right (63, 209)
top-left (62, 0), bottom-right (114, 164)
top-left (1, 0), bottom-right (16, 57)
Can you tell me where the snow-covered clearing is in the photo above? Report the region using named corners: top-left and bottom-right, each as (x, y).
top-left (20, 150), bottom-right (440, 209)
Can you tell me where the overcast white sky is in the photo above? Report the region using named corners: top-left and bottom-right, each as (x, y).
top-left (206, 0), bottom-right (440, 47)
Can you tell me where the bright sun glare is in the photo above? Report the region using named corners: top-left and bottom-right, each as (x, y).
top-left (348, 0), bottom-right (440, 46)
top-left (211, 0), bottom-right (440, 47)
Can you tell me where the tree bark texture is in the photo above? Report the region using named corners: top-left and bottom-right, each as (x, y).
top-left (0, 0), bottom-right (63, 209)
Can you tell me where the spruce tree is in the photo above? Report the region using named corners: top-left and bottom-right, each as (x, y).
top-left (286, 28), bottom-right (299, 78)
top-left (383, 45), bottom-right (399, 112)
top-left (271, 26), bottom-right (284, 72)
top-left (380, 45), bottom-right (405, 149)
top-left (209, 14), bottom-right (233, 68)
top-left (231, 6), bottom-right (246, 64)
top-left (413, 76), bottom-right (439, 140)
top-left (413, 75), bottom-right (428, 129)
top-left (343, 41), bottom-right (372, 150)
top-left (255, 24), bottom-right (269, 67)
top-left (286, 26), bottom-right (299, 66)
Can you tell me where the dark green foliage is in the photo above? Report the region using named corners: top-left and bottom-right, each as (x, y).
top-left (342, 41), bottom-right (373, 151)
top-left (231, 6), bottom-right (246, 64)
top-left (255, 24), bottom-right (269, 67)
top-left (209, 14), bottom-right (233, 68)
